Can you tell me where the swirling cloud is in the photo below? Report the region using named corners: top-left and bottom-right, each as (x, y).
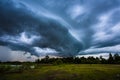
top-left (0, 0), bottom-right (120, 61)
top-left (0, 0), bottom-right (83, 58)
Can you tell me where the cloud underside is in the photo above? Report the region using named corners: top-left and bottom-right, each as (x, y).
top-left (0, 0), bottom-right (120, 60)
top-left (0, 0), bottom-right (82, 57)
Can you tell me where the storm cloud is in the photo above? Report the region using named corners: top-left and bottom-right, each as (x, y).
top-left (0, 0), bottom-right (82, 57)
top-left (0, 0), bottom-right (120, 60)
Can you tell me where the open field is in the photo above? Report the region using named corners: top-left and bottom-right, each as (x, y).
top-left (0, 64), bottom-right (120, 80)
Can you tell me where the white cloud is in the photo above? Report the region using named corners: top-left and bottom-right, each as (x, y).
top-left (77, 53), bottom-right (109, 59)
top-left (92, 8), bottom-right (120, 44)
top-left (69, 29), bottom-right (84, 42)
top-left (10, 51), bottom-right (37, 62)
top-left (0, 32), bottom-right (40, 45)
top-left (111, 23), bottom-right (120, 34)
top-left (19, 32), bottom-right (40, 45)
top-left (79, 44), bottom-right (120, 54)
top-left (93, 31), bottom-right (112, 42)
top-left (33, 47), bottom-right (59, 56)
top-left (67, 5), bottom-right (85, 19)
top-left (78, 45), bottom-right (120, 59)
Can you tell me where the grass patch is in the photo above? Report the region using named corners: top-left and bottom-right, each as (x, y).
top-left (0, 64), bottom-right (120, 80)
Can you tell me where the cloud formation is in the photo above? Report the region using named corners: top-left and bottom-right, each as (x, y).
top-left (0, 0), bottom-right (120, 60)
top-left (0, 0), bottom-right (82, 57)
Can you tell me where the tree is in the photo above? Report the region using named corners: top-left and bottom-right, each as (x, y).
top-left (74, 57), bottom-right (81, 64)
top-left (113, 53), bottom-right (120, 64)
top-left (100, 56), bottom-right (107, 64)
top-left (95, 57), bottom-right (101, 64)
top-left (53, 59), bottom-right (63, 65)
top-left (45, 55), bottom-right (49, 60)
top-left (45, 55), bottom-right (49, 63)
top-left (35, 58), bottom-right (40, 63)
top-left (80, 57), bottom-right (87, 64)
top-left (108, 53), bottom-right (114, 64)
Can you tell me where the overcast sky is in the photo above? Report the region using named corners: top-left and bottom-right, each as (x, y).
top-left (0, 0), bottom-right (120, 61)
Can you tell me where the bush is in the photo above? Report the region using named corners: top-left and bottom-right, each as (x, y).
top-left (53, 59), bottom-right (63, 65)
top-left (0, 65), bottom-right (23, 73)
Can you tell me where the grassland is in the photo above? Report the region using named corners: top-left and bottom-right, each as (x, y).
top-left (0, 64), bottom-right (120, 80)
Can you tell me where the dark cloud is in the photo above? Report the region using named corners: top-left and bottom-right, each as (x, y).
top-left (0, 0), bottom-right (83, 57)
top-left (0, 0), bottom-right (120, 60)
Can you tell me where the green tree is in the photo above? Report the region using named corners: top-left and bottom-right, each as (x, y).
top-left (45, 55), bottom-right (49, 63)
top-left (100, 56), bottom-right (107, 64)
top-left (53, 59), bottom-right (63, 65)
top-left (108, 53), bottom-right (114, 64)
top-left (113, 53), bottom-right (120, 64)
top-left (35, 58), bottom-right (40, 63)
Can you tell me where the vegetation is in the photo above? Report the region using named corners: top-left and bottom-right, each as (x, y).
top-left (0, 64), bottom-right (120, 80)
top-left (0, 53), bottom-right (120, 80)
top-left (36, 53), bottom-right (120, 64)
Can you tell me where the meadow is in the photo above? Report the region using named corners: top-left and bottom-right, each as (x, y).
top-left (0, 64), bottom-right (120, 80)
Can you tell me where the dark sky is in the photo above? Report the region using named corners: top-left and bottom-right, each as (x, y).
top-left (0, 0), bottom-right (120, 61)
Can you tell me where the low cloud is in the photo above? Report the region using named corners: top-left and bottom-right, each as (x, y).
top-left (77, 53), bottom-right (109, 59)
top-left (0, 46), bottom-right (37, 62)
top-left (33, 47), bottom-right (59, 56)
top-left (79, 45), bottom-right (120, 55)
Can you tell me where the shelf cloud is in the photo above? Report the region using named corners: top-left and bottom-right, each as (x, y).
top-left (0, 0), bottom-right (120, 61)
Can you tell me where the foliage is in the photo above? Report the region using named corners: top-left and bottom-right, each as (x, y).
top-left (53, 59), bottom-right (63, 65)
top-left (36, 53), bottom-right (120, 64)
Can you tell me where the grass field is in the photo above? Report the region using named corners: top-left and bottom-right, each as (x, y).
top-left (0, 64), bottom-right (120, 80)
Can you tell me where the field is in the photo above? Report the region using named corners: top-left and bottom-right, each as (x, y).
top-left (0, 64), bottom-right (120, 80)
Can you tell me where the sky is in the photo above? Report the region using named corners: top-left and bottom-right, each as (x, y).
top-left (0, 0), bottom-right (120, 61)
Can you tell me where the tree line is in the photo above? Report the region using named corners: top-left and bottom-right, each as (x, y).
top-left (35, 53), bottom-right (120, 64)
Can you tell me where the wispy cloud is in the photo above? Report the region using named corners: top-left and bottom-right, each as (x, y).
top-left (79, 45), bottom-right (120, 55)
top-left (67, 5), bottom-right (85, 19)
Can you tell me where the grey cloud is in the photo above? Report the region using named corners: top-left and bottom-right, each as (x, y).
top-left (0, 0), bottom-right (120, 60)
top-left (0, 46), bottom-right (11, 61)
top-left (79, 45), bottom-right (120, 55)
top-left (0, 46), bottom-right (37, 62)
top-left (0, 0), bottom-right (83, 57)
top-left (92, 8), bottom-right (120, 48)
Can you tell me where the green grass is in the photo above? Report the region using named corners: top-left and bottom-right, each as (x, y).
top-left (0, 64), bottom-right (120, 80)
